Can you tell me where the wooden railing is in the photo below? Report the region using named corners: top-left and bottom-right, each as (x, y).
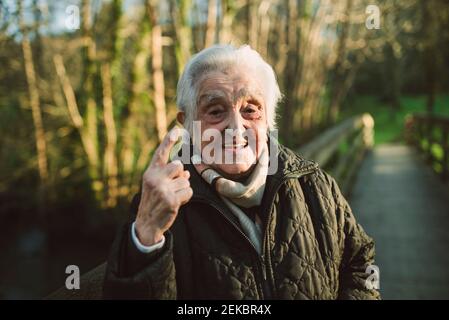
top-left (405, 113), bottom-right (449, 180)
top-left (298, 113), bottom-right (374, 195)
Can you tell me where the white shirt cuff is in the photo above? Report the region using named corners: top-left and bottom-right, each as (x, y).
top-left (131, 221), bottom-right (165, 253)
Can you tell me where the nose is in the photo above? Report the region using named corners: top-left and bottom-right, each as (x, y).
top-left (226, 110), bottom-right (246, 141)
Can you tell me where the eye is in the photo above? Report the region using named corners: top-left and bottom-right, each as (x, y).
top-left (242, 103), bottom-right (262, 119)
top-left (207, 105), bottom-right (226, 118)
top-left (210, 109), bottom-right (223, 116)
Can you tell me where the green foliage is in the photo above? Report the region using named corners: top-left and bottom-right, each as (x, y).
top-left (341, 94), bottom-right (449, 145)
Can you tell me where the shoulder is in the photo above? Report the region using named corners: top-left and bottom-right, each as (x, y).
top-left (276, 143), bottom-right (336, 189)
top-left (275, 143), bottom-right (319, 177)
top-left (300, 168), bottom-right (346, 207)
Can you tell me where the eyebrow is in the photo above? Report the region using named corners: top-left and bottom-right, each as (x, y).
top-left (234, 88), bottom-right (263, 105)
top-left (197, 91), bottom-right (228, 106)
top-left (197, 88), bottom-right (264, 107)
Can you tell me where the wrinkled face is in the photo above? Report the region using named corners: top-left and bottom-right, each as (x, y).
top-left (194, 68), bottom-right (268, 179)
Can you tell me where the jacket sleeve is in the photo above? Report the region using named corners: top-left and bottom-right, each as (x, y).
top-left (102, 193), bottom-right (177, 299)
top-left (327, 174), bottom-right (381, 300)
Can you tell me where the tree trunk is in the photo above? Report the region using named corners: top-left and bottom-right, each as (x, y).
top-left (382, 42), bottom-right (401, 111)
top-left (220, 0), bottom-right (238, 44)
top-left (328, 0), bottom-right (353, 124)
top-left (148, 0), bottom-right (168, 142)
top-left (280, 0), bottom-right (299, 146)
top-left (248, 0), bottom-right (258, 49)
top-left (204, 0), bottom-right (218, 48)
top-left (81, 0), bottom-right (100, 182)
top-left (257, 0), bottom-right (271, 58)
top-left (121, 27), bottom-right (152, 185)
top-left (53, 53), bottom-right (107, 175)
top-left (18, 1), bottom-right (49, 226)
top-left (19, 1), bottom-right (48, 184)
top-left (422, 0), bottom-right (437, 114)
top-left (169, 0), bottom-right (192, 78)
top-left (101, 63), bottom-right (119, 207)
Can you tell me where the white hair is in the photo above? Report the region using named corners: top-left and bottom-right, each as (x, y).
top-left (176, 44), bottom-right (282, 133)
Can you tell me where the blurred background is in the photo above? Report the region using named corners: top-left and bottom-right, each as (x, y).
top-left (0, 0), bottom-right (448, 299)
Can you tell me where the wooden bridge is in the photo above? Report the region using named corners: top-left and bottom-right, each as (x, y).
top-left (351, 144), bottom-right (449, 299)
top-left (47, 113), bottom-right (449, 300)
top-left (301, 113), bottom-right (449, 299)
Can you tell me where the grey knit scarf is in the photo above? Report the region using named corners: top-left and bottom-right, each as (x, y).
top-left (193, 143), bottom-right (269, 254)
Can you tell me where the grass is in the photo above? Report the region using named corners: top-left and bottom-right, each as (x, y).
top-left (340, 94), bottom-right (449, 145)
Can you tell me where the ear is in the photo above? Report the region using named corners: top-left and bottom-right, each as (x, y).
top-left (177, 111), bottom-right (185, 125)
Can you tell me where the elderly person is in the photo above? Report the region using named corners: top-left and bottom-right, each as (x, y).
top-left (103, 44), bottom-right (379, 300)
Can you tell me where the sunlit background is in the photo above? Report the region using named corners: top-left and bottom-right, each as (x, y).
top-left (0, 0), bottom-right (448, 299)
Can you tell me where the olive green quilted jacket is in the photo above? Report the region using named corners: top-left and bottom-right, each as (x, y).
top-left (103, 144), bottom-right (380, 300)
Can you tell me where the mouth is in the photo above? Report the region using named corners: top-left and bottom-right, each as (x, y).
top-left (222, 141), bottom-right (249, 151)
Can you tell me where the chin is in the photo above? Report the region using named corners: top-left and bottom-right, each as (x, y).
top-left (213, 163), bottom-right (253, 179)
